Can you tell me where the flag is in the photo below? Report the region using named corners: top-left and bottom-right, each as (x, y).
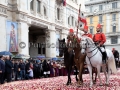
top-left (63, 0), bottom-right (66, 6)
top-left (77, 4), bottom-right (87, 30)
top-left (78, 12), bottom-right (87, 29)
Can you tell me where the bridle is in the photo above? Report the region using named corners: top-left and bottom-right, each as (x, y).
top-left (81, 38), bottom-right (99, 67)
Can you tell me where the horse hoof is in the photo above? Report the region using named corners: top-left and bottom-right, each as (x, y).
top-left (99, 84), bottom-right (103, 86)
top-left (93, 81), bottom-right (96, 84)
top-left (105, 83), bottom-right (109, 86)
top-left (89, 85), bottom-right (93, 88)
top-left (66, 83), bottom-right (69, 85)
top-left (79, 82), bottom-right (83, 85)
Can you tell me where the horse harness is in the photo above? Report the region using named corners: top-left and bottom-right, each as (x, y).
top-left (85, 39), bottom-right (99, 68)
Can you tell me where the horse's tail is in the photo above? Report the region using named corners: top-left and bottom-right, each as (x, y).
top-left (107, 53), bottom-right (117, 74)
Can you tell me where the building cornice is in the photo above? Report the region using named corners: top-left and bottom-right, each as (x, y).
top-left (85, 0), bottom-right (118, 6)
top-left (0, 4), bottom-right (8, 18)
top-left (86, 8), bottom-right (120, 17)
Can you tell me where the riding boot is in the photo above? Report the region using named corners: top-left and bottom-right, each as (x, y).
top-left (102, 52), bottom-right (107, 64)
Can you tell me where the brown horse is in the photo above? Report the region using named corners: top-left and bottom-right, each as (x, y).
top-left (70, 37), bottom-right (97, 85)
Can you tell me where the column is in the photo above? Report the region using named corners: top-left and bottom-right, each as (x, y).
top-left (34, 0), bottom-right (37, 15)
top-left (0, 17), bottom-right (7, 51)
top-left (118, 12), bottom-right (120, 32)
top-left (45, 29), bottom-right (56, 58)
top-left (18, 22), bottom-right (29, 56)
top-left (63, 7), bottom-right (66, 26)
top-left (106, 14), bottom-right (110, 33)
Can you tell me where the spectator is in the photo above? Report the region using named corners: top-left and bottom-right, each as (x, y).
top-left (0, 55), bottom-right (5, 84)
top-left (112, 48), bottom-right (119, 68)
top-left (19, 60), bottom-right (25, 80)
top-left (5, 55), bottom-right (13, 82)
top-left (25, 66), bottom-right (33, 80)
top-left (14, 60), bottom-right (19, 81)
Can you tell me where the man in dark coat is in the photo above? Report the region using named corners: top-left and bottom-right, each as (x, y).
top-left (14, 60), bottom-right (19, 81)
top-left (0, 55), bottom-right (5, 84)
top-left (19, 60), bottom-right (25, 80)
top-left (112, 48), bottom-right (119, 68)
top-left (5, 56), bottom-right (13, 82)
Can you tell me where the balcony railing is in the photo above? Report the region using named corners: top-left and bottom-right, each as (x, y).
top-left (106, 32), bottom-right (120, 36)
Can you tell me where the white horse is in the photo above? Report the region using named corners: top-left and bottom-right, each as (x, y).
top-left (80, 36), bottom-right (117, 87)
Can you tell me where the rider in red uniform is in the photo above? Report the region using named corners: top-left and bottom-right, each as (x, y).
top-left (82, 25), bottom-right (92, 39)
top-left (67, 29), bottom-right (75, 44)
top-left (93, 24), bottom-right (107, 64)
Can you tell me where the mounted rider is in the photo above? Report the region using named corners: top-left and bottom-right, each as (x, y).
top-left (67, 29), bottom-right (75, 46)
top-left (93, 24), bottom-right (107, 64)
top-left (82, 25), bottom-right (92, 39)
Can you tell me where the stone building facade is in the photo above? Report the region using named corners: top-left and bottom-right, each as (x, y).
top-left (0, 0), bottom-right (83, 58)
top-left (85, 0), bottom-right (120, 53)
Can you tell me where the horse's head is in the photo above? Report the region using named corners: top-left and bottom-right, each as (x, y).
top-left (58, 38), bottom-right (66, 57)
top-left (80, 37), bottom-right (87, 54)
top-left (80, 36), bottom-right (94, 54)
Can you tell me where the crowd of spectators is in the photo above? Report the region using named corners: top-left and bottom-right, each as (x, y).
top-left (0, 54), bottom-right (120, 85)
top-left (0, 56), bottom-right (76, 85)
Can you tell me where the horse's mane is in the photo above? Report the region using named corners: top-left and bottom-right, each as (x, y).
top-left (81, 36), bottom-right (94, 45)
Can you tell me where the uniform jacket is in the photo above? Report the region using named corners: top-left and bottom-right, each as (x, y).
top-left (93, 32), bottom-right (106, 45)
top-left (82, 33), bottom-right (92, 39)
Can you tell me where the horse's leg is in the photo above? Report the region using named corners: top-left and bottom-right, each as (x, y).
top-left (92, 68), bottom-right (94, 83)
top-left (75, 66), bottom-right (78, 82)
top-left (66, 68), bottom-right (70, 85)
top-left (78, 62), bottom-right (84, 85)
top-left (97, 66), bottom-right (102, 86)
top-left (106, 64), bottom-right (111, 85)
top-left (69, 66), bottom-right (72, 84)
top-left (102, 65), bottom-right (107, 84)
top-left (87, 65), bottom-right (93, 87)
top-left (94, 68), bottom-right (97, 83)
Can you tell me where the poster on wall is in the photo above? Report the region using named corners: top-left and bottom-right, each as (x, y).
top-left (56, 34), bottom-right (60, 57)
top-left (6, 21), bottom-right (18, 52)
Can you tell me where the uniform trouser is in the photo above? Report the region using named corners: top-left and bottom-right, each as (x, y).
top-left (97, 45), bottom-right (107, 62)
top-left (115, 60), bottom-right (119, 68)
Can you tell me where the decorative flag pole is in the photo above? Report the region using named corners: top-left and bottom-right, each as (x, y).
top-left (76, 4), bottom-right (81, 36)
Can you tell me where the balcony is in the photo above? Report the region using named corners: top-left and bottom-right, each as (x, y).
top-left (106, 32), bottom-right (120, 37)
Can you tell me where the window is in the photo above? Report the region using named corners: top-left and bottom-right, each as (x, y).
top-left (90, 17), bottom-right (93, 24)
top-left (90, 6), bottom-right (93, 12)
top-left (99, 15), bottom-right (103, 23)
top-left (112, 2), bottom-right (117, 9)
top-left (43, 6), bottom-right (46, 16)
top-left (38, 43), bottom-right (46, 54)
top-left (90, 28), bottom-right (93, 34)
top-left (99, 5), bottom-right (103, 11)
top-left (112, 26), bottom-right (116, 32)
top-left (30, 0), bottom-right (34, 10)
top-left (111, 36), bottom-right (118, 44)
top-left (37, 0), bottom-right (41, 13)
top-left (57, 8), bottom-right (60, 20)
top-left (71, 16), bottom-right (74, 26)
top-left (112, 14), bottom-right (116, 21)
top-left (68, 16), bottom-right (70, 25)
